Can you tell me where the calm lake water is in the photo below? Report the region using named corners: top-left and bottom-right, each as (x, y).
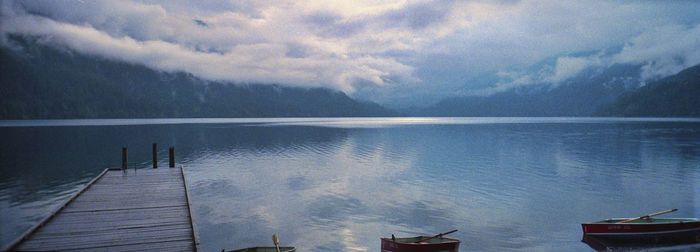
top-left (1, 117), bottom-right (699, 251)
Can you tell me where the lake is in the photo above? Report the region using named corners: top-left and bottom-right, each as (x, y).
top-left (1, 117), bottom-right (699, 251)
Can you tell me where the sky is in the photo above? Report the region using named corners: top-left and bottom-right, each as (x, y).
top-left (1, 0), bottom-right (700, 107)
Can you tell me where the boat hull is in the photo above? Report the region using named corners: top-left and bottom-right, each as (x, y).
top-left (227, 246), bottom-right (296, 252)
top-left (381, 236), bottom-right (460, 252)
top-left (581, 218), bottom-right (700, 250)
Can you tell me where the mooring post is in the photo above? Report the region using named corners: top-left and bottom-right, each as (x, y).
top-left (122, 146), bottom-right (128, 170)
top-left (153, 143), bottom-right (158, 168)
top-left (169, 146), bottom-right (175, 168)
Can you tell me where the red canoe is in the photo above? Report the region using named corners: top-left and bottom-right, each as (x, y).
top-left (381, 231), bottom-right (461, 252)
top-left (581, 217), bottom-right (700, 250)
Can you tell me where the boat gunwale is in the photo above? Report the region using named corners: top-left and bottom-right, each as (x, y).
top-left (226, 246), bottom-right (296, 252)
top-left (380, 236), bottom-right (461, 246)
top-left (583, 218), bottom-right (700, 225)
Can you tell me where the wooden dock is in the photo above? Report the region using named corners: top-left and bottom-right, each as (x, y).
top-left (4, 167), bottom-right (201, 251)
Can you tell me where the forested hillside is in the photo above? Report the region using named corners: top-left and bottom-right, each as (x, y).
top-left (417, 64), bottom-right (641, 116)
top-left (595, 64), bottom-right (700, 117)
top-left (0, 36), bottom-right (396, 119)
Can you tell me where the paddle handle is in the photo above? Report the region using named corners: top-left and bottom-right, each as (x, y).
top-left (618, 208), bottom-right (678, 223)
top-left (415, 229), bottom-right (458, 243)
top-left (272, 233), bottom-right (280, 252)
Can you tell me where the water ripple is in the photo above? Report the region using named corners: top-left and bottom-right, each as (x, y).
top-left (3, 119), bottom-right (700, 251)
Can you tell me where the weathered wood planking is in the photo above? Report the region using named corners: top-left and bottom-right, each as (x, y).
top-left (5, 167), bottom-right (200, 251)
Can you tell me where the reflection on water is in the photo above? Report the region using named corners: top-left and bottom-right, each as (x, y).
top-left (1, 118), bottom-right (699, 251)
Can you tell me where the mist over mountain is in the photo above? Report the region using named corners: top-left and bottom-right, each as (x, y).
top-left (4, 1), bottom-right (699, 110)
top-left (417, 63), bottom-right (644, 116)
top-left (0, 36), bottom-right (397, 119)
top-left (417, 62), bottom-right (700, 117)
top-left (2, 34), bottom-right (698, 119)
top-left (595, 64), bottom-right (700, 117)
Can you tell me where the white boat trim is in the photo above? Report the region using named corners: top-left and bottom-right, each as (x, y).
top-left (596, 218), bottom-right (700, 223)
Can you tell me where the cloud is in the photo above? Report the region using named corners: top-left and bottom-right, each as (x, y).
top-left (613, 24), bottom-right (700, 81)
top-left (1, 0), bottom-right (700, 106)
top-left (407, 1), bottom-right (700, 99)
top-left (546, 54), bottom-right (605, 83)
top-left (1, 0), bottom-right (431, 93)
top-left (480, 22), bottom-right (700, 94)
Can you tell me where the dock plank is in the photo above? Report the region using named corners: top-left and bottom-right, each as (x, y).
top-left (35, 220), bottom-right (192, 236)
top-left (19, 235), bottom-right (193, 251)
top-left (70, 239), bottom-right (194, 252)
top-left (49, 205), bottom-right (189, 222)
top-left (6, 167), bottom-right (199, 251)
top-left (69, 196), bottom-right (186, 206)
top-left (26, 227), bottom-right (192, 246)
top-left (37, 216), bottom-right (191, 234)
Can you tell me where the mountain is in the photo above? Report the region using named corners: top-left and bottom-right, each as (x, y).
top-left (418, 64), bottom-right (642, 116)
top-left (594, 64), bottom-right (700, 117)
top-left (0, 36), bottom-right (397, 119)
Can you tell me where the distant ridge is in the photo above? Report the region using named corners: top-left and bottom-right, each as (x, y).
top-left (417, 64), bottom-right (642, 117)
top-left (595, 64), bottom-right (700, 117)
top-left (0, 35), bottom-right (397, 119)
top-left (416, 62), bottom-right (700, 117)
top-left (4, 34), bottom-right (697, 119)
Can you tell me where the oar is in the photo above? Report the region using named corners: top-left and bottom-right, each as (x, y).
top-left (272, 233), bottom-right (280, 252)
top-left (414, 229), bottom-right (458, 243)
top-left (618, 209), bottom-right (678, 223)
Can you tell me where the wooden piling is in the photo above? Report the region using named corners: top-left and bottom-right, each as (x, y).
top-left (153, 143), bottom-right (158, 168)
top-left (121, 147), bottom-right (127, 170)
top-left (169, 146), bottom-right (175, 168)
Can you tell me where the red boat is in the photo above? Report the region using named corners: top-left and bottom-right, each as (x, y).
top-left (581, 209), bottom-right (700, 250)
top-left (381, 230), bottom-right (460, 252)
